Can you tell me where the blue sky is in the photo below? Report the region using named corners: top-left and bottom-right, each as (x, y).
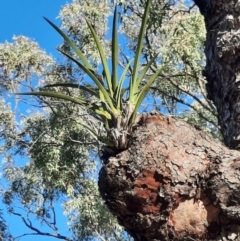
top-left (0, 1), bottom-right (191, 240)
top-left (0, 1), bottom-right (71, 240)
top-left (1, 0), bottom-right (67, 56)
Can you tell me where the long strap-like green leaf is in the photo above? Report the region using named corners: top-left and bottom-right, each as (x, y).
top-left (115, 59), bottom-right (134, 109)
top-left (130, 65), bottom-right (165, 125)
top-left (58, 49), bottom-right (117, 115)
top-left (44, 17), bottom-right (93, 71)
top-left (136, 53), bottom-right (159, 88)
top-left (112, 5), bottom-right (118, 92)
top-left (129, 0), bottom-right (151, 103)
top-left (16, 91), bottom-right (87, 105)
top-left (44, 83), bottom-right (99, 97)
top-left (85, 20), bottom-right (113, 96)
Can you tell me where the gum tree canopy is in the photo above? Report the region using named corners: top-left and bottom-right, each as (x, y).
top-left (1, 0), bottom-right (240, 240)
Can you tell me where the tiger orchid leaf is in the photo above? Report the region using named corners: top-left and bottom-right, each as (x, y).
top-left (130, 65), bottom-right (165, 124)
top-left (16, 0), bottom-right (165, 150)
top-left (44, 83), bottom-right (99, 97)
top-left (112, 6), bottom-right (119, 92)
top-left (57, 49), bottom-right (118, 115)
top-left (114, 59), bottom-right (134, 109)
top-left (85, 20), bottom-right (113, 96)
top-left (43, 17), bottom-right (93, 71)
top-left (136, 53), bottom-right (159, 87)
top-left (16, 91), bottom-right (87, 105)
top-left (129, 0), bottom-right (151, 103)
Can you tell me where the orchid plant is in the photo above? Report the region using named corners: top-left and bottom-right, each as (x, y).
top-left (17, 0), bottom-right (164, 151)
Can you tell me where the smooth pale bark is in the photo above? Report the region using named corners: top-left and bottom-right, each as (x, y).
top-left (99, 113), bottom-right (240, 240)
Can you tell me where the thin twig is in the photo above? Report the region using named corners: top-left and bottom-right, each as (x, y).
top-left (151, 86), bottom-right (219, 128)
top-left (159, 74), bottom-right (217, 116)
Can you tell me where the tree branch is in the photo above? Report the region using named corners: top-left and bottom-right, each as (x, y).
top-left (150, 86), bottom-right (219, 128)
top-left (10, 211), bottom-right (71, 241)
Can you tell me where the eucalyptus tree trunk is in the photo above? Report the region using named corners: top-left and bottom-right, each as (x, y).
top-left (99, 113), bottom-right (240, 240)
top-left (98, 1), bottom-right (240, 240)
top-left (201, 0), bottom-right (240, 149)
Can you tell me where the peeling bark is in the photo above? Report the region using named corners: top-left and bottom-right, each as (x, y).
top-left (99, 114), bottom-right (240, 240)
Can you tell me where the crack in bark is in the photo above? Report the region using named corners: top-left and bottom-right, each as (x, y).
top-left (99, 114), bottom-right (240, 240)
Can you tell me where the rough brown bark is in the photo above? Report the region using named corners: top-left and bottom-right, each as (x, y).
top-left (99, 113), bottom-right (240, 240)
top-left (98, 1), bottom-right (240, 240)
top-left (199, 0), bottom-right (240, 149)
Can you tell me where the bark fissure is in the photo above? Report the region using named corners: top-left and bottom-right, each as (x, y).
top-left (99, 114), bottom-right (240, 240)
top-left (98, 1), bottom-right (240, 240)
top-left (202, 0), bottom-right (240, 149)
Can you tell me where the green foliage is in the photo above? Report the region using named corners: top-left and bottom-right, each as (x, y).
top-left (64, 180), bottom-right (131, 240)
top-left (2, 105), bottom-right (129, 241)
top-left (0, 0), bottom-right (219, 240)
top-left (0, 100), bottom-right (16, 153)
top-left (0, 210), bottom-right (13, 241)
top-left (17, 0), bottom-right (165, 151)
top-left (180, 101), bottom-right (222, 140)
top-left (0, 36), bottom-right (54, 93)
top-left (121, 1), bottom-right (209, 116)
top-left (59, 0), bottom-right (111, 64)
